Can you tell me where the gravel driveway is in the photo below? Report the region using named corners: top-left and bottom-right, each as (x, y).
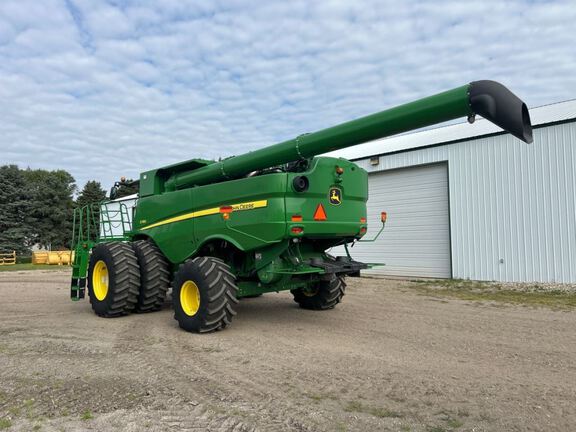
top-left (0, 270), bottom-right (575, 431)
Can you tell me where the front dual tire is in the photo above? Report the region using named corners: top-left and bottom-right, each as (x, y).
top-left (87, 242), bottom-right (140, 317)
top-left (87, 240), bottom-right (170, 317)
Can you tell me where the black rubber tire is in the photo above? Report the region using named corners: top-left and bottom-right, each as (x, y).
top-left (291, 275), bottom-right (346, 310)
top-left (173, 257), bottom-right (239, 333)
top-left (87, 242), bottom-right (140, 317)
top-left (132, 240), bottom-right (171, 313)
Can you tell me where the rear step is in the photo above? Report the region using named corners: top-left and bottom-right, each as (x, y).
top-left (70, 244), bottom-right (91, 301)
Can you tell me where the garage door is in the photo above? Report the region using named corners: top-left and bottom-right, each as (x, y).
top-left (340, 163), bottom-right (451, 278)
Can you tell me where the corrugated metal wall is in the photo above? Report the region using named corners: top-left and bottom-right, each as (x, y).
top-left (351, 121), bottom-right (576, 283)
top-left (350, 164), bottom-right (451, 278)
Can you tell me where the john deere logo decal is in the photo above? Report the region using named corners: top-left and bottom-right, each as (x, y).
top-left (329, 187), bottom-right (342, 205)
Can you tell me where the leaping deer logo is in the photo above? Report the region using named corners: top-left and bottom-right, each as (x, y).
top-left (329, 188), bottom-right (342, 205)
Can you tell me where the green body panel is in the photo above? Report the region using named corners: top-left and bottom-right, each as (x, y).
top-left (140, 158), bottom-right (214, 197)
top-left (130, 157), bottom-right (368, 264)
top-left (284, 158), bottom-right (368, 238)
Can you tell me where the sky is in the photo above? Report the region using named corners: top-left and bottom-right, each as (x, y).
top-left (1, 0), bottom-right (575, 191)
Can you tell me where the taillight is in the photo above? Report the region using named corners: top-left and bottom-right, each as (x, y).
top-left (291, 227), bottom-right (304, 235)
top-left (220, 206), bottom-right (233, 220)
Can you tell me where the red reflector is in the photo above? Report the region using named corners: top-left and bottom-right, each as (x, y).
top-left (220, 206), bottom-right (233, 214)
top-left (291, 215), bottom-right (303, 222)
top-left (360, 217), bottom-right (366, 223)
top-left (313, 204), bottom-right (327, 221)
top-left (291, 227), bottom-right (303, 234)
top-left (381, 211), bottom-right (387, 223)
top-left (359, 227), bottom-right (367, 235)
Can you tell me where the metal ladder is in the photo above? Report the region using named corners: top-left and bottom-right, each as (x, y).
top-left (69, 201), bottom-right (134, 301)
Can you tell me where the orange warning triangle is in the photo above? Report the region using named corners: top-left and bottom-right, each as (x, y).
top-left (313, 204), bottom-right (327, 221)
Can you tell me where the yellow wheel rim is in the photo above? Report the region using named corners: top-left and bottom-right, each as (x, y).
top-left (303, 286), bottom-right (319, 297)
top-left (180, 280), bottom-right (201, 316)
top-left (92, 260), bottom-right (109, 301)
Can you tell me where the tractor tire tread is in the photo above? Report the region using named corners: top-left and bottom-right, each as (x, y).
top-left (291, 275), bottom-right (346, 310)
top-left (89, 242), bottom-right (140, 317)
top-left (173, 256), bottom-right (238, 333)
top-left (132, 240), bottom-right (171, 313)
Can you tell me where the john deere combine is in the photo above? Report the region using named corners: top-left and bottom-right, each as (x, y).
top-left (71, 80), bottom-right (532, 333)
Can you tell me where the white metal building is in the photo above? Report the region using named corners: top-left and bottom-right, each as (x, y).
top-left (330, 100), bottom-right (576, 283)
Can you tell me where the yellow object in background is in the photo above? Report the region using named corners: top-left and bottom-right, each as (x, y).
top-left (33, 251), bottom-right (74, 265)
top-left (0, 251), bottom-right (16, 266)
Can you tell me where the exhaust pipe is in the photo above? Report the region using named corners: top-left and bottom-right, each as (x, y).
top-left (469, 80), bottom-right (533, 144)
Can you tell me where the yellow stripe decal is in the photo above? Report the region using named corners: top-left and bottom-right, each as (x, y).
top-left (140, 200), bottom-right (268, 230)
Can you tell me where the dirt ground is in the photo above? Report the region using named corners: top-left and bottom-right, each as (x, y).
top-left (0, 270), bottom-right (575, 432)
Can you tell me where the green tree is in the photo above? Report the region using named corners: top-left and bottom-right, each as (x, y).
top-left (76, 180), bottom-right (107, 208)
top-left (23, 168), bottom-right (76, 250)
top-left (0, 165), bottom-right (31, 254)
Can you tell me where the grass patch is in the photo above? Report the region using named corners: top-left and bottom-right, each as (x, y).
top-left (0, 419), bottom-right (11, 430)
top-left (307, 394), bottom-right (324, 401)
top-left (80, 410), bottom-right (93, 421)
top-left (0, 264), bottom-right (70, 272)
top-left (446, 417), bottom-right (464, 428)
top-left (410, 279), bottom-right (576, 310)
top-left (306, 392), bottom-right (338, 402)
top-left (344, 401), bottom-right (402, 418)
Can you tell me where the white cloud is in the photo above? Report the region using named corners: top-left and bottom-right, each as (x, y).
top-left (0, 0), bottom-right (575, 190)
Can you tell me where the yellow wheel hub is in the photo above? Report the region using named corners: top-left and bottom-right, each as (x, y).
top-left (303, 286), bottom-right (319, 297)
top-left (92, 260), bottom-right (109, 301)
top-left (180, 280), bottom-right (201, 316)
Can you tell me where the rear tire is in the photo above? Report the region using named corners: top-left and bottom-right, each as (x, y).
top-left (88, 242), bottom-right (140, 317)
top-left (291, 275), bottom-right (346, 310)
top-left (173, 257), bottom-right (239, 333)
top-left (132, 240), bottom-right (171, 312)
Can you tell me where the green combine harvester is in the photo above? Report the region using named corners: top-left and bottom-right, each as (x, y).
top-left (71, 80), bottom-right (532, 333)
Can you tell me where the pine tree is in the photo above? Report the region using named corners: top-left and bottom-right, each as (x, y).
top-left (0, 165), bottom-right (32, 254)
top-left (23, 168), bottom-right (76, 250)
top-left (76, 181), bottom-right (107, 208)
